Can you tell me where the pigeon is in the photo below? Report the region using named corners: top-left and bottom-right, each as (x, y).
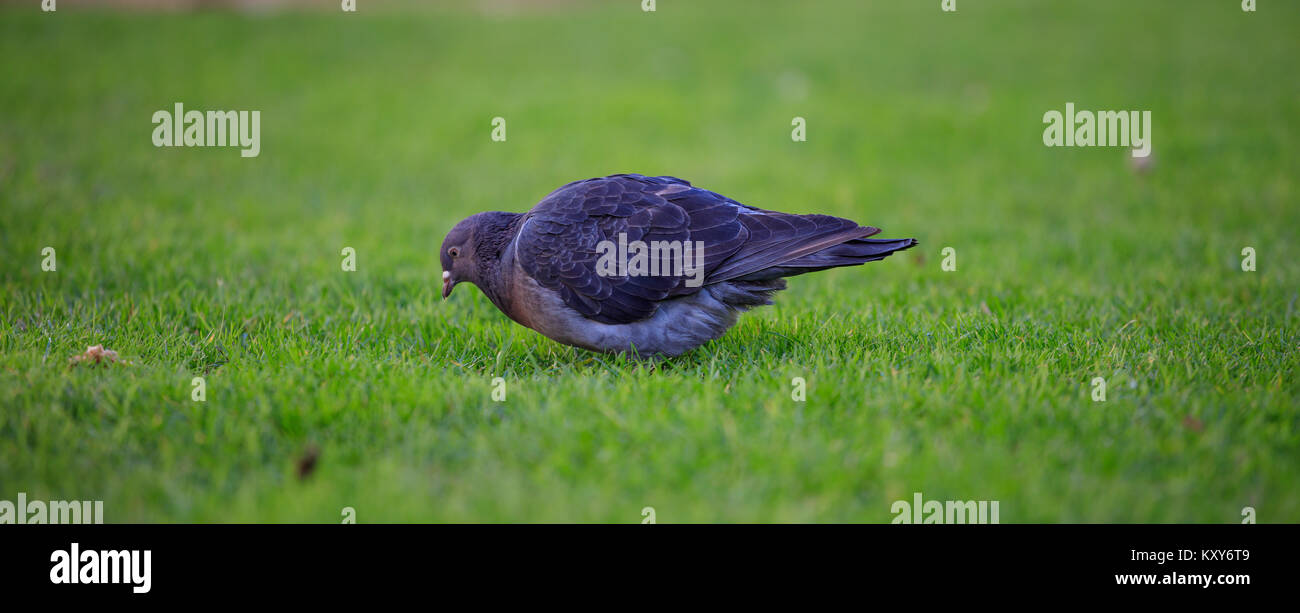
top-left (441, 174), bottom-right (916, 357)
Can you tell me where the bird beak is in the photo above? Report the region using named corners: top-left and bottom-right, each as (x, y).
top-left (442, 270), bottom-right (454, 300)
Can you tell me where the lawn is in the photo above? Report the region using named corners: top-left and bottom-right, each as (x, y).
top-left (0, 0), bottom-right (1296, 522)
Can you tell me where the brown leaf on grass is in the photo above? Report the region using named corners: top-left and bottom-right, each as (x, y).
top-left (68, 344), bottom-right (128, 367)
top-left (1182, 416), bottom-right (1204, 432)
top-left (296, 444), bottom-right (321, 481)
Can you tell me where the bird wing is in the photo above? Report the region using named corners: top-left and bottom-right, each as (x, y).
top-left (514, 174), bottom-right (875, 325)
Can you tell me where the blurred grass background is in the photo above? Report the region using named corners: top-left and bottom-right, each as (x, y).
top-left (0, 0), bottom-right (1297, 522)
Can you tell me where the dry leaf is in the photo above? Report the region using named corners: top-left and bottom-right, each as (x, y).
top-left (296, 445), bottom-right (321, 481)
top-left (68, 344), bottom-right (128, 367)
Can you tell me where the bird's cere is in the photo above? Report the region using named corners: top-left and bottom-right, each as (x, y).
top-left (594, 233), bottom-right (706, 288)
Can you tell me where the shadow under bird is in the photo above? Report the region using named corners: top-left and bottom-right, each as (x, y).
top-left (441, 174), bottom-right (916, 357)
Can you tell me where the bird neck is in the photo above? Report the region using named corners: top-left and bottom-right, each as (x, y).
top-left (471, 212), bottom-right (524, 314)
top-left (471, 212), bottom-right (523, 264)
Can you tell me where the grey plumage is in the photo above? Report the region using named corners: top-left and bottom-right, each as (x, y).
top-left (440, 174), bottom-right (916, 357)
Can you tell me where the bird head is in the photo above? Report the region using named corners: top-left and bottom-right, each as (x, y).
top-left (440, 211), bottom-right (522, 301)
top-left (439, 217), bottom-right (476, 299)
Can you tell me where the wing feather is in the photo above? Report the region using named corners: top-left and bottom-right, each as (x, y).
top-left (514, 174), bottom-right (880, 324)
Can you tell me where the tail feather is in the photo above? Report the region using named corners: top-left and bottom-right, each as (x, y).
top-left (785, 237), bottom-right (918, 267)
top-left (731, 237), bottom-right (917, 281)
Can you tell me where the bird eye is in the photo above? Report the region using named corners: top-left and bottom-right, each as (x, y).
top-left (448, 247), bottom-right (460, 258)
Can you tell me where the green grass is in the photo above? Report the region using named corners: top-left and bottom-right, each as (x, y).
top-left (0, 0), bottom-right (1297, 522)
